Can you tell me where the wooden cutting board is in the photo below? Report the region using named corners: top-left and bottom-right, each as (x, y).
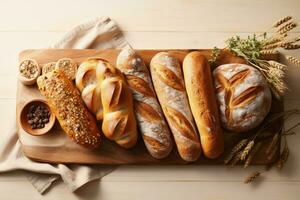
top-left (17, 49), bottom-right (282, 165)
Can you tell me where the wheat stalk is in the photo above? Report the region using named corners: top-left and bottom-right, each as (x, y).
top-left (285, 55), bottom-right (300, 67)
top-left (277, 138), bottom-right (289, 169)
top-left (230, 151), bottom-right (243, 167)
top-left (282, 43), bottom-right (300, 50)
top-left (244, 142), bottom-right (262, 168)
top-left (273, 16), bottom-right (292, 28)
top-left (244, 171), bottom-right (261, 184)
top-left (268, 60), bottom-right (287, 70)
top-left (224, 139), bottom-right (248, 164)
top-left (240, 141), bottom-right (255, 161)
top-left (260, 50), bottom-right (279, 55)
top-left (266, 133), bottom-right (280, 155)
top-left (277, 22), bottom-right (297, 35)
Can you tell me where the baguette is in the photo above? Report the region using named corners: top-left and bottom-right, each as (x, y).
top-left (37, 69), bottom-right (101, 148)
top-left (150, 52), bottom-right (202, 161)
top-left (116, 47), bottom-right (173, 159)
top-left (97, 59), bottom-right (138, 148)
top-left (183, 52), bottom-right (224, 158)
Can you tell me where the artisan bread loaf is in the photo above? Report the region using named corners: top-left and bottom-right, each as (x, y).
top-left (150, 52), bottom-right (201, 162)
top-left (97, 59), bottom-right (138, 148)
top-left (116, 47), bottom-right (173, 159)
top-left (76, 59), bottom-right (103, 120)
top-left (213, 63), bottom-right (272, 132)
top-left (37, 69), bottom-right (101, 148)
top-left (183, 52), bottom-right (224, 159)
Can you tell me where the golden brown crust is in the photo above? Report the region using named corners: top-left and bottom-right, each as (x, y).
top-left (126, 75), bottom-right (155, 97)
top-left (134, 101), bottom-right (161, 122)
top-left (152, 64), bottom-right (185, 91)
top-left (37, 69), bottom-right (101, 149)
top-left (183, 52), bottom-right (224, 159)
top-left (98, 60), bottom-right (138, 149)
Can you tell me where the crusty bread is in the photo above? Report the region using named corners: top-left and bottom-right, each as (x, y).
top-left (116, 47), bottom-right (173, 159)
top-left (76, 58), bottom-right (103, 120)
top-left (213, 63), bottom-right (272, 132)
top-left (37, 69), bottom-right (101, 148)
top-left (150, 52), bottom-right (201, 162)
top-left (97, 59), bottom-right (138, 148)
top-left (183, 52), bottom-right (224, 159)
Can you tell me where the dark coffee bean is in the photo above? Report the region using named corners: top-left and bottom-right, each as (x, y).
top-left (42, 118), bottom-right (49, 123)
top-left (32, 124), bottom-right (36, 129)
top-left (40, 124), bottom-right (45, 128)
top-left (33, 118), bottom-right (38, 123)
top-left (28, 120), bottom-right (33, 125)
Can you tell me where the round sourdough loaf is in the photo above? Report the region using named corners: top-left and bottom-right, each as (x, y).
top-left (213, 63), bottom-right (272, 133)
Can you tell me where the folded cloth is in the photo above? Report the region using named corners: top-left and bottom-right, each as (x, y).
top-left (0, 17), bottom-right (129, 194)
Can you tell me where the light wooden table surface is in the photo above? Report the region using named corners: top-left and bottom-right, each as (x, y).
top-left (0, 0), bottom-right (299, 199)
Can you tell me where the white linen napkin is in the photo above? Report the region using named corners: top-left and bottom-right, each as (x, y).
top-left (0, 17), bottom-right (129, 194)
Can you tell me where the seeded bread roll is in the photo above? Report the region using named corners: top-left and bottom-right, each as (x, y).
top-left (37, 69), bottom-right (101, 148)
top-left (97, 59), bottom-right (138, 148)
top-left (150, 52), bottom-right (202, 162)
top-left (55, 58), bottom-right (77, 80)
top-left (116, 47), bottom-right (173, 159)
top-left (183, 52), bottom-right (224, 159)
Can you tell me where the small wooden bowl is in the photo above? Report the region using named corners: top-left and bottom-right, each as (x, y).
top-left (20, 100), bottom-right (55, 136)
top-left (18, 59), bottom-right (41, 86)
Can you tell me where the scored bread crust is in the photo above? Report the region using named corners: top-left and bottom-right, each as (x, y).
top-left (97, 59), bottom-right (138, 149)
top-left (150, 52), bottom-right (202, 162)
top-left (183, 52), bottom-right (224, 159)
top-left (213, 63), bottom-right (272, 132)
top-left (116, 47), bottom-right (173, 159)
top-left (37, 69), bottom-right (101, 148)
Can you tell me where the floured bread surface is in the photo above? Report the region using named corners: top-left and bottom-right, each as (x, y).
top-left (150, 52), bottom-right (201, 161)
top-left (117, 48), bottom-right (173, 159)
top-left (213, 63), bottom-right (272, 132)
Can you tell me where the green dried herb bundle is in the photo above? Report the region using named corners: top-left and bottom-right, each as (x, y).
top-left (225, 16), bottom-right (300, 99)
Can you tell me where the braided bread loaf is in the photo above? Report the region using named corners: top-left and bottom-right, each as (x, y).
top-left (97, 59), bottom-right (138, 148)
top-left (116, 47), bottom-right (173, 159)
top-left (76, 59), bottom-right (103, 120)
top-left (150, 52), bottom-right (202, 162)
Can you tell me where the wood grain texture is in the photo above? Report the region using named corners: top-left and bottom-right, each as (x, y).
top-left (17, 49), bottom-right (282, 165)
top-left (0, 0), bottom-right (300, 198)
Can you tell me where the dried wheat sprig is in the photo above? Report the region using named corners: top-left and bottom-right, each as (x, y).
top-left (285, 55), bottom-right (300, 67)
top-left (282, 43), bottom-right (300, 50)
top-left (277, 138), bottom-right (289, 169)
top-left (273, 16), bottom-right (293, 28)
top-left (266, 133), bottom-right (280, 155)
top-left (240, 140), bottom-right (255, 161)
top-left (268, 60), bottom-right (288, 70)
top-left (224, 139), bottom-right (248, 164)
top-left (267, 142), bottom-right (279, 161)
top-left (263, 37), bottom-right (282, 46)
top-left (244, 142), bottom-right (262, 168)
top-left (260, 50), bottom-right (279, 55)
top-left (277, 22), bottom-right (297, 35)
top-left (262, 43), bottom-right (279, 50)
top-left (230, 151), bottom-right (243, 167)
top-left (285, 122), bottom-right (300, 135)
top-left (244, 171), bottom-right (261, 184)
